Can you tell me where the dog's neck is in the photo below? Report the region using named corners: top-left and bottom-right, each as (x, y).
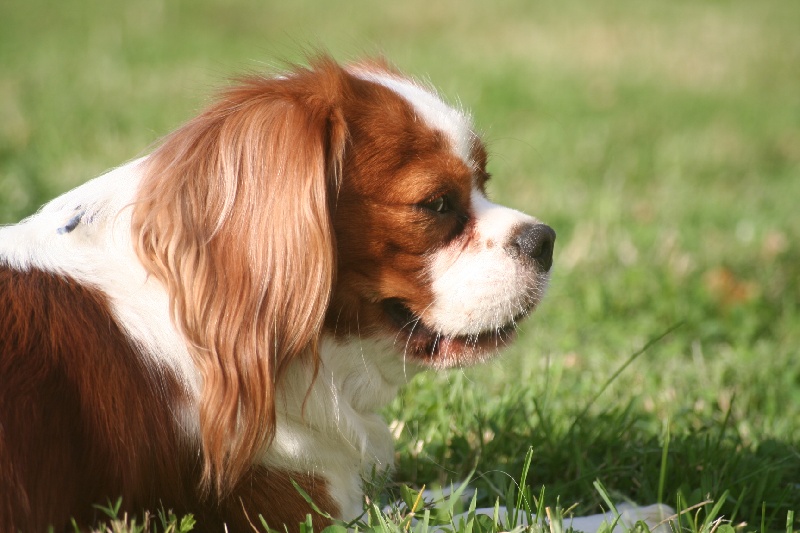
top-left (268, 337), bottom-right (421, 519)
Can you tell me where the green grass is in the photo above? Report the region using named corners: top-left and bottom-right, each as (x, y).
top-left (2, 0), bottom-right (799, 531)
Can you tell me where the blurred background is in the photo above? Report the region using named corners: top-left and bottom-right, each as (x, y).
top-left (2, 0), bottom-right (799, 528)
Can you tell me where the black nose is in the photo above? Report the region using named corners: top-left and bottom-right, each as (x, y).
top-left (510, 223), bottom-right (556, 272)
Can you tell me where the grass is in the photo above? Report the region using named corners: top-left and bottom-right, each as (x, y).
top-left (2, 0), bottom-right (799, 531)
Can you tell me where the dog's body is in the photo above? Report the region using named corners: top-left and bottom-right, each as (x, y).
top-left (0, 160), bottom-right (402, 530)
top-left (0, 57), bottom-right (556, 531)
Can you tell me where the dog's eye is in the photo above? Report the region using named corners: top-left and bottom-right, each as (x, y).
top-left (421, 195), bottom-right (451, 214)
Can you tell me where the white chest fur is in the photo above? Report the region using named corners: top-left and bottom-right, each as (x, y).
top-left (269, 337), bottom-right (421, 519)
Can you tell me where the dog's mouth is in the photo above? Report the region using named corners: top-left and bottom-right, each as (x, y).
top-left (381, 298), bottom-right (531, 366)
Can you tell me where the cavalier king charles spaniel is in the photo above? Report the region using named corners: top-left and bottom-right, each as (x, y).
top-left (0, 55), bottom-right (558, 531)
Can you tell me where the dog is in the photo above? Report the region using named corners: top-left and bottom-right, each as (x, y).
top-left (0, 55), bottom-right (557, 532)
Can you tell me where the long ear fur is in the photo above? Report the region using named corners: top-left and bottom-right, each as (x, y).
top-left (131, 57), bottom-right (349, 496)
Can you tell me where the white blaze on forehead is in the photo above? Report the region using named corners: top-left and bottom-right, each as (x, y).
top-left (471, 190), bottom-right (539, 242)
top-left (351, 69), bottom-right (476, 166)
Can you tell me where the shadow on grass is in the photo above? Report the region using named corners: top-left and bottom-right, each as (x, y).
top-left (393, 404), bottom-right (800, 532)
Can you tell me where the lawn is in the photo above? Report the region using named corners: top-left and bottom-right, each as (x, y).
top-left (1, 0), bottom-right (799, 531)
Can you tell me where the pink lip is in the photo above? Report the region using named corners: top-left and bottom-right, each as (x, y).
top-left (381, 298), bottom-right (530, 361)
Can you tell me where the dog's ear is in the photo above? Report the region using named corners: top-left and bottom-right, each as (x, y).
top-left (132, 58), bottom-right (348, 495)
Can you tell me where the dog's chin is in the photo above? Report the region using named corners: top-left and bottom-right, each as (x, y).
top-left (381, 298), bottom-right (532, 368)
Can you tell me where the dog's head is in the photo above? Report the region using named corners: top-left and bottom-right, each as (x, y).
top-left (131, 55), bottom-right (554, 493)
top-left (329, 62), bottom-right (555, 369)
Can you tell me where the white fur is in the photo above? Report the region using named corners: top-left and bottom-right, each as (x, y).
top-left (424, 188), bottom-right (547, 336)
top-left (351, 68), bottom-right (476, 167)
top-left (0, 160), bottom-right (200, 397)
top-left (268, 336), bottom-right (422, 519)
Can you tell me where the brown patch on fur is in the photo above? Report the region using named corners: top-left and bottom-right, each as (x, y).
top-left (212, 468), bottom-right (338, 532)
top-left (0, 266), bottom-right (338, 532)
top-left (325, 70), bottom-right (484, 346)
top-left (0, 266), bottom-right (192, 531)
top-left (470, 137), bottom-right (491, 190)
